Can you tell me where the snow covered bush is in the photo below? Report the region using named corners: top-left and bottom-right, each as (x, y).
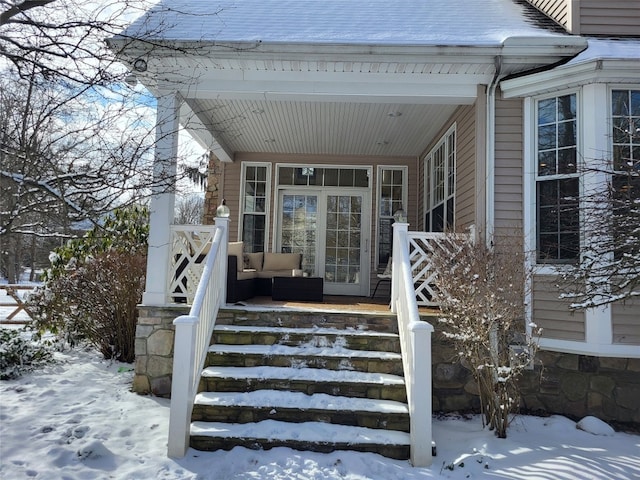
top-left (431, 234), bottom-right (540, 438)
top-left (0, 329), bottom-right (54, 380)
top-left (28, 206), bottom-right (148, 363)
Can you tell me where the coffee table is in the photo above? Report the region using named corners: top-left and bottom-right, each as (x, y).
top-left (272, 276), bottom-right (324, 302)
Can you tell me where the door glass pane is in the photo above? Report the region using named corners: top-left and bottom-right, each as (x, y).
top-left (280, 194), bottom-right (317, 274)
top-left (325, 195), bottom-right (361, 285)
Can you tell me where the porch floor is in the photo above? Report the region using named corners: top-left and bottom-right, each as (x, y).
top-left (225, 295), bottom-right (439, 317)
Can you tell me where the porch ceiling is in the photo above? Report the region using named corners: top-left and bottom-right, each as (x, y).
top-left (182, 98), bottom-right (458, 159)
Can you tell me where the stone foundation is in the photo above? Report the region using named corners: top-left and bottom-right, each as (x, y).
top-left (133, 305), bottom-right (188, 396)
top-left (132, 306), bottom-right (639, 430)
top-left (431, 332), bottom-right (640, 430)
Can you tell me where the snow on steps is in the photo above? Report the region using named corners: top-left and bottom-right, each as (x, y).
top-left (191, 311), bottom-right (410, 459)
top-left (190, 419), bottom-right (410, 459)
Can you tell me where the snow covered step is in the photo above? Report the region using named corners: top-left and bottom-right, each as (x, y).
top-left (189, 419), bottom-right (410, 459)
top-left (192, 390), bottom-right (410, 431)
top-left (212, 324), bottom-right (400, 352)
top-left (206, 343), bottom-right (403, 375)
top-left (216, 309), bottom-right (399, 333)
top-left (199, 366), bottom-right (407, 402)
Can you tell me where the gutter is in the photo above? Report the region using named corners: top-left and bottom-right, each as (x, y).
top-left (485, 55), bottom-right (503, 249)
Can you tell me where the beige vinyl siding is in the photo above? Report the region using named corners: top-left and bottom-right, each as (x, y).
top-left (494, 95), bottom-right (523, 238)
top-left (580, 0), bottom-right (640, 36)
top-left (454, 105), bottom-right (477, 230)
top-left (533, 275), bottom-right (586, 341)
top-left (526, 0), bottom-right (569, 28)
top-left (612, 298), bottom-right (640, 345)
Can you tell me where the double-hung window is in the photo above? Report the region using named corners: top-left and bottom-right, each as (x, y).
top-left (377, 166), bottom-right (407, 267)
top-left (240, 163), bottom-right (270, 253)
top-left (535, 93), bottom-right (580, 263)
top-left (424, 126), bottom-right (456, 232)
top-left (611, 89), bottom-right (640, 212)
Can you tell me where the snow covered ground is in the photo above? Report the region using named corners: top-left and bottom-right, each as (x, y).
top-left (1, 334), bottom-right (639, 480)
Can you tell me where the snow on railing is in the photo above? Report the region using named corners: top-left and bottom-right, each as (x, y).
top-left (167, 217), bottom-right (229, 458)
top-left (168, 225), bottom-right (218, 304)
top-left (391, 223), bottom-right (433, 467)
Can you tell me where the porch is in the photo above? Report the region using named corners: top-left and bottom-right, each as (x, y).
top-left (131, 219), bottom-right (451, 466)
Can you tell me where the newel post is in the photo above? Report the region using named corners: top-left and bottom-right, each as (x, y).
top-left (214, 215), bottom-right (230, 304)
top-left (167, 314), bottom-right (198, 458)
top-left (391, 222), bottom-right (409, 314)
top-left (410, 321), bottom-right (434, 467)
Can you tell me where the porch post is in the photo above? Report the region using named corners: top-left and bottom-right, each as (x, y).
top-left (391, 222), bottom-right (409, 314)
top-left (142, 92), bottom-right (182, 306)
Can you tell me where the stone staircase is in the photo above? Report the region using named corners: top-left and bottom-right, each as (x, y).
top-left (189, 308), bottom-right (411, 459)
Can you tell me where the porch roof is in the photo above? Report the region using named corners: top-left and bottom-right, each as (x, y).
top-left (119, 0), bottom-right (567, 46)
top-left (112, 1), bottom-right (587, 160)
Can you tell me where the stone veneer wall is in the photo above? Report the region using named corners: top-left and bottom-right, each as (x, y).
top-left (432, 330), bottom-right (640, 429)
top-left (132, 306), bottom-right (640, 429)
top-left (133, 305), bottom-right (188, 396)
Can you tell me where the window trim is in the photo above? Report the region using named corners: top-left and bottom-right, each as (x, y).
top-left (375, 165), bottom-right (408, 269)
top-left (423, 124), bottom-right (456, 232)
top-left (533, 90), bottom-right (581, 264)
top-left (239, 161), bottom-right (271, 252)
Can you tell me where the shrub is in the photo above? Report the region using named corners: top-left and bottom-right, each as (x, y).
top-left (431, 234), bottom-right (540, 438)
top-left (28, 205), bottom-right (148, 363)
top-left (0, 329), bottom-right (54, 380)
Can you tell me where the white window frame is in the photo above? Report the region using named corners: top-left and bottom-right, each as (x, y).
top-left (239, 162), bottom-right (271, 252)
top-left (423, 124), bottom-right (456, 232)
top-left (524, 84), bottom-right (639, 358)
top-left (375, 165), bottom-right (408, 269)
top-left (533, 91), bottom-right (581, 264)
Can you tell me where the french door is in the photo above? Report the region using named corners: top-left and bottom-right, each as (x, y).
top-left (278, 189), bottom-right (370, 296)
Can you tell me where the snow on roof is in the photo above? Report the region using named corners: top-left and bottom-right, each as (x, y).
top-left (121, 0), bottom-right (567, 47)
top-left (565, 38), bottom-right (640, 65)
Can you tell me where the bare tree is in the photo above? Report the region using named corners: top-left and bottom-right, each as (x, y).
top-left (432, 234), bottom-right (539, 438)
top-left (174, 194), bottom-right (204, 225)
top-left (0, 1), bottom-right (206, 281)
top-left (560, 97), bottom-right (640, 309)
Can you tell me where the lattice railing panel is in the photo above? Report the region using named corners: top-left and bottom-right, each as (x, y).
top-left (407, 232), bottom-right (469, 306)
top-left (168, 225), bottom-right (217, 304)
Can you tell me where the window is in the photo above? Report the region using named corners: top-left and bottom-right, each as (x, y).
top-left (278, 167), bottom-right (369, 187)
top-left (424, 126), bottom-right (455, 232)
top-left (535, 93), bottom-right (580, 263)
top-left (611, 89), bottom-right (640, 258)
top-left (241, 163), bottom-right (270, 252)
top-left (377, 166), bottom-right (407, 267)
top-left (612, 89), bottom-right (640, 199)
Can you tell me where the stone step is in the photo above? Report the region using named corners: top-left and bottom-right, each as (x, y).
top-left (192, 390), bottom-right (410, 431)
top-left (212, 324), bottom-right (401, 352)
top-left (190, 419), bottom-right (410, 459)
top-left (216, 308), bottom-right (399, 333)
top-left (205, 343), bottom-right (404, 375)
top-left (199, 366), bottom-right (407, 402)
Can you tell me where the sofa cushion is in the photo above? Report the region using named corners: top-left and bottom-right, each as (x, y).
top-left (227, 242), bottom-right (244, 272)
top-left (244, 252), bottom-right (264, 271)
top-left (263, 252), bottom-right (301, 271)
top-left (237, 269), bottom-right (258, 280)
top-left (257, 270), bottom-right (296, 279)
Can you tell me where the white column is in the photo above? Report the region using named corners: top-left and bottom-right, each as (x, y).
top-left (142, 92), bottom-right (182, 305)
top-left (582, 84), bottom-right (613, 346)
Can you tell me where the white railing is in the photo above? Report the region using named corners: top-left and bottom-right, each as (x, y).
top-left (391, 223), bottom-right (433, 467)
top-left (167, 217), bottom-right (229, 458)
top-left (407, 231), bottom-right (471, 307)
top-left (168, 225), bottom-right (219, 304)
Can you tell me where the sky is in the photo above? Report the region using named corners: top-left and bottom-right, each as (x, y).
top-left (1, 303), bottom-right (639, 480)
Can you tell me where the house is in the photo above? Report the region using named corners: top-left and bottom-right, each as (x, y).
top-left (109, 0), bottom-right (640, 464)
